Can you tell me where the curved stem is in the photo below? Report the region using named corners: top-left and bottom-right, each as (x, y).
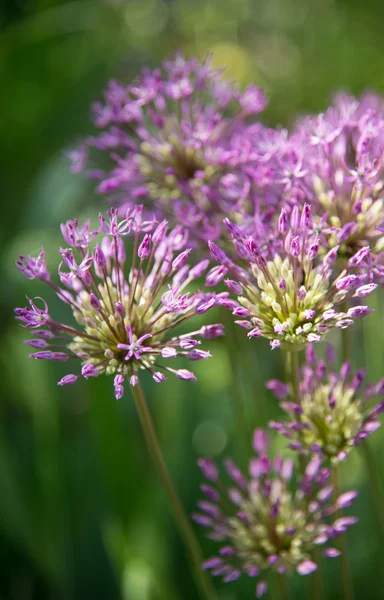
top-left (332, 467), bottom-right (354, 600)
top-left (131, 383), bottom-right (217, 600)
top-left (360, 441), bottom-right (384, 536)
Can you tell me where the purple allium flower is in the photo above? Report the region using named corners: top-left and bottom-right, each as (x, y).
top-left (15, 208), bottom-right (224, 399)
top-left (193, 429), bottom-right (357, 596)
top-left (69, 53), bottom-right (267, 243)
top-left (210, 205), bottom-right (374, 351)
top-left (268, 345), bottom-right (384, 461)
top-left (290, 93), bottom-right (384, 263)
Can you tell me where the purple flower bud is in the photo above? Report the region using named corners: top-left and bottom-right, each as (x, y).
top-left (161, 347), bottom-right (177, 358)
top-left (138, 234), bottom-right (151, 259)
top-left (225, 279), bottom-right (243, 294)
top-left (270, 339), bottom-right (281, 350)
top-left (219, 546), bottom-right (235, 557)
top-left (197, 458), bottom-right (218, 481)
top-left (305, 456), bottom-right (321, 478)
top-left (82, 363), bottom-right (99, 378)
top-left (348, 305), bottom-right (373, 318)
top-left (202, 557), bottom-right (222, 570)
top-left (307, 239), bottom-right (319, 260)
top-left (354, 283), bottom-right (378, 297)
top-left (256, 581), bottom-right (268, 598)
top-left (89, 293), bottom-right (101, 310)
top-left (57, 374), bottom-right (77, 386)
top-left (152, 220), bottom-right (168, 244)
top-left (114, 385), bottom-right (124, 399)
top-left (297, 561), bottom-right (317, 575)
top-left (153, 371), bottom-right (167, 383)
top-left (187, 349), bottom-right (211, 360)
top-left (189, 259), bottom-right (209, 279)
top-left (298, 286), bottom-right (307, 301)
top-left (338, 222), bottom-right (356, 242)
top-left (29, 351), bottom-right (54, 360)
top-left (253, 429), bottom-right (269, 454)
top-left (205, 265), bottom-right (228, 286)
top-left (336, 274), bottom-right (359, 290)
top-left (324, 246), bottom-right (339, 266)
top-left (323, 548), bottom-right (341, 558)
top-left (115, 301), bottom-right (125, 316)
top-left (201, 484), bottom-right (220, 502)
top-left (278, 208), bottom-right (289, 234)
top-left (23, 339), bottom-right (48, 349)
top-left (52, 352), bottom-right (70, 362)
top-left (172, 249), bottom-right (191, 271)
top-left (307, 333), bottom-right (321, 342)
top-left (130, 375), bottom-right (139, 387)
top-left (279, 278), bottom-right (287, 292)
top-left (300, 204), bottom-right (312, 229)
top-left (200, 324), bottom-right (224, 339)
top-left (266, 379), bottom-right (289, 399)
top-left (336, 491), bottom-right (358, 508)
top-left (248, 327), bottom-right (262, 338)
top-left (94, 244), bottom-right (106, 268)
top-left (348, 245), bottom-right (370, 267)
top-left (290, 235), bottom-right (300, 257)
top-left (176, 369), bottom-right (196, 381)
top-left (233, 306), bottom-right (249, 317)
top-left (223, 570), bottom-right (241, 583)
top-left (208, 241), bottom-right (230, 265)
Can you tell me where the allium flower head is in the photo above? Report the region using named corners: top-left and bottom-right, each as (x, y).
top-left (193, 429), bottom-right (357, 597)
top-left (209, 205), bottom-right (375, 350)
top-left (291, 93), bottom-right (384, 262)
top-left (70, 53), bottom-right (267, 241)
top-left (269, 345), bottom-right (384, 462)
top-left (15, 208), bottom-right (225, 399)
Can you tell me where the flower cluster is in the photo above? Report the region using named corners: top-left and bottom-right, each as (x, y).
top-left (15, 208), bottom-right (225, 399)
top-left (193, 429), bottom-right (357, 597)
top-left (70, 54), bottom-right (267, 241)
top-left (289, 93), bottom-right (384, 265)
top-left (268, 345), bottom-right (384, 461)
top-left (209, 204), bottom-right (376, 350)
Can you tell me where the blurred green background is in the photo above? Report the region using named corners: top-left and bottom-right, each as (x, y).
top-left (1, 0), bottom-right (384, 598)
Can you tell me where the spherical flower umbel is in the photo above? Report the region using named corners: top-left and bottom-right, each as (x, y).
top-left (192, 429), bottom-right (357, 597)
top-left (291, 93), bottom-right (384, 262)
top-left (70, 53), bottom-right (267, 241)
top-left (268, 345), bottom-right (384, 461)
top-left (15, 208), bottom-right (225, 399)
top-left (209, 204), bottom-right (376, 351)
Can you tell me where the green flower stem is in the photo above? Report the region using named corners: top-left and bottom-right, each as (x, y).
top-left (276, 573), bottom-right (290, 600)
top-left (311, 549), bottom-right (326, 600)
top-left (131, 383), bottom-right (217, 600)
top-left (286, 351), bottom-right (306, 474)
top-left (287, 351), bottom-right (300, 402)
top-left (224, 312), bottom-right (252, 461)
top-left (331, 467), bottom-right (354, 600)
top-left (360, 441), bottom-right (384, 536)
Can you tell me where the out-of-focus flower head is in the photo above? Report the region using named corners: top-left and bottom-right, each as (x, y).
top-left (268, 344), bottom-right (384, 462)
top-left (15, 208), bottom-right (225, 399)
top-left (289, 93), bottom-right (384, 269)
top-left (69, 53), bottom-right (267, 243)
top-left (193, 428), bottom-right (357, 597)
top-left (209, 204), bottom-right (376, 351)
